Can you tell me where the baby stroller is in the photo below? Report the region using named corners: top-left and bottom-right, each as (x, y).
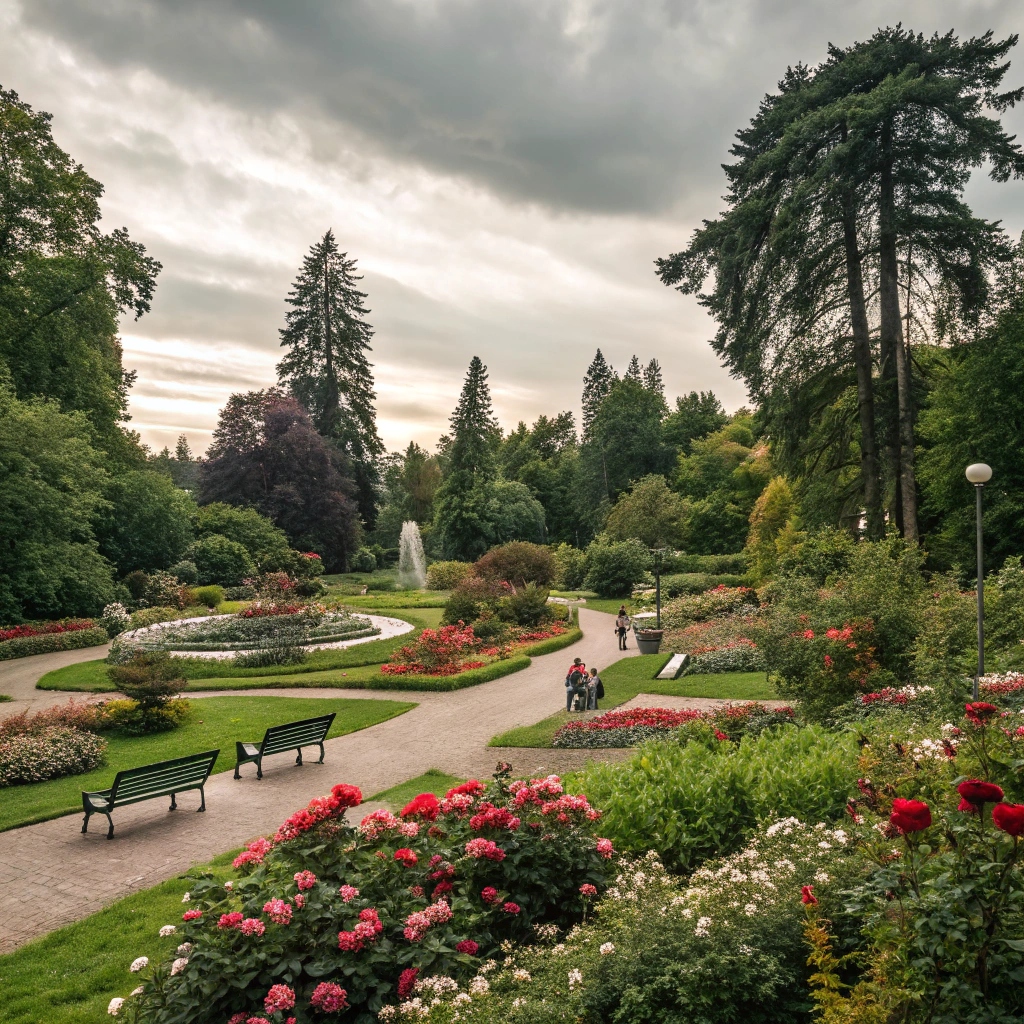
top-left (572, 686), bottom-right (588, 712)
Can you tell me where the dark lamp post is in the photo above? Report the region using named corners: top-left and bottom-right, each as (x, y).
top-left (650, 547), bottom-right (668, 630)
top-left (965, 463), bottom-right (992, 700)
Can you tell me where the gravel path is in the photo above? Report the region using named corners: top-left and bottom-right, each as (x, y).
top-left (0, 609), bottom-right (634, 952)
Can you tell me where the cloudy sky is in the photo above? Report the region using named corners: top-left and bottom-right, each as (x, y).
top-left (3, 0), bottom-right (1023, 455)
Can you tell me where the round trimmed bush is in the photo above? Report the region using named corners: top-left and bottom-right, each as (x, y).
top-left (188, 535), bottom-right (255, 587)
top-left (192, 585), bottom-right (225, 608)
top-left (426, 560), bottom-right (474, 590)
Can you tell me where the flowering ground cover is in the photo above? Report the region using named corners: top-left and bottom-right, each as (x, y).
top-left (0, 696), bottom-right (414, 833)
top-left (552, 702), bottom-right (793, 748)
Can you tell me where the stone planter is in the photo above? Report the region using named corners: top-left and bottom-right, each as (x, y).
top-left (635, 629), bottom-right (663, 655)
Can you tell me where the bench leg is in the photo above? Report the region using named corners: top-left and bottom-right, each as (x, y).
top-left (318, 741), bottom-right (326, 764)
top-left (169, 792), bottom-right (177, 811)
top-left (256, 758), bottom-right (263, 780)
top-left (82, 811), bottom-right (91, 834)
top-left (105, 813), bottom-right (114, 840)
top-left (234, 763), bottom-right (241, 780)
top-left (198, 786), bottom-right (207, 813)
top-left (295, 747), bottom-right (303, 767)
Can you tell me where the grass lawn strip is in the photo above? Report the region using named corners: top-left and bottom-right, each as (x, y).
top-left (0, 849), bottom-right (238, 1024)
top-left (367, 768), bottom-right (465, 809)
top-left (490, 654), bottom-right (776, 748)
top-left (0, 695), bottom-right (415, 833)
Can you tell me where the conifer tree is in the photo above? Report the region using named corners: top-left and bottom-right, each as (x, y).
top-left (174, 435), bottom-right (192, 462)
top-left (276, 229), bottom-right (384, 522)
top-left (443, 356), bottom-right (499, 483)
top-left (643, 358), bottom-right (666, 401)
top-left (624, 355), bottom-right (643, 383)
top-left (580, 349), bottom-right (616, 435)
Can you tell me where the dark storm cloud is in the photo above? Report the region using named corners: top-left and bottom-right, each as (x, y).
top-left (12, 0), bottom-right (883, 215)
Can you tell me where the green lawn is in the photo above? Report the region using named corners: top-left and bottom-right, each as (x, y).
top-left (37, 607), bottom-right (444, 692)
top-left (490, 654), bottom-right (776, 747)
top-left (368, 768), bottom-right (465, 809)
top-left (0, 695), bottom-right (414, 833)
top-left (0, 850), bottom-right (238, 1024)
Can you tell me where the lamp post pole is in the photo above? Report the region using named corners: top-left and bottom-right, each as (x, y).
top-left (965, 463), bottom-right (992, 701)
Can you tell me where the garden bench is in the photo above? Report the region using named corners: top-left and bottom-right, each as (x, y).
top-left (81, 749), bottom-right (220, 840)
top-left (234, 713), bottom-right (336, 780)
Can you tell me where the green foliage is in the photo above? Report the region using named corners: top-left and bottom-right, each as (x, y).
top-left (604, 474), bottom-right (686, 547)
top-left (745, 476), bottom-right (798, 583)
top-left (0, 626), bottom-right (109, 662)
top-left (350, 547), bottom-right (377, 572)
top-left (574, 726), bottom-right (858, 873)
top-left (584, 538), bottom-right (652, 597)
top-left (0, 385), bottom-right (115, 621)
top-left (425, 560), bottom-right (474, 590)
top-left (661, 572), bottom-right (747, 596)
top-left (167, 560), bottom-right (199, 586)
top-left (105, 652), bottom-right (187, 735)
top-left (497, 583), bottom-right (551, 627)
top-left (475, 542), bottom-right (555, 587)
top-left (187, 534), bottom-right (255, 587)
top-left (670, 552), bottom-right (747, 574)
top-left (550, 543), bottom-right (588, 590)
top-left (94, 470), bottom-right (195, 576)
top-left (192, 585), bottom-right (224, 608)
top-left (193, 503), bottom-right (290, 562)
top-left (662, 389), bottom-right (729, 453)
top-left (434, 480), bottom-right (546, 561)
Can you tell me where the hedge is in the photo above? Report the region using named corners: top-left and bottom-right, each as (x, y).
top-left (0, 627), bottom-right (110, 662)
top-left (667, 553), bottom-right (747, 574)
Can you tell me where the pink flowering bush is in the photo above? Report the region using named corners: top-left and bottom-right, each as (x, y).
top-left (0, 725), bottom-right (106, 786)
top-left (126, 766), bottom-right (613, 1023)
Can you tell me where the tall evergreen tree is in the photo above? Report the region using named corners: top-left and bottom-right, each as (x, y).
top-left (580, 349), bottom-right (616, 435)
top-left (276, 229), bottom-right (384, 524)
top-left (642, 358), bottom-right (665, 399)
top-left (174, 435), bottom-right (192, 462)
top-left (624, 355), bottom-right (643, 383)
top-left (444, 356), bottom-right (499, 483)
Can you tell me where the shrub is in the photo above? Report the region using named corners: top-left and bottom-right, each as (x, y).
top-left (0, 699), bottom-right (105, 741)
top-left (233, 646), bottom-right (307, 669)
top-left (574, 726), bottom-right (858, 872)
top-left (660, 585), bottom-right (758, 629)
top-left (0, 725), bottom-right (107, 786)
top-left (661, 572), bottom-right (746, 596)
top-left (382, 623), bottom-right (484, 676)
top-left (0, 626), bottom-right (109, 661)
top-left (122, 570), bottom-right (149, 601)
top-left (121, 770), bottom-right (615, 1022)
top-left (584, 539), bottom-right (652, 597)
top-left (223, 585), bottom-right (256, 601)
top-left (497, 583), bottom-right (551, 627)
top-left (682, 642), bottom-right (764, 674)
top-left (0, 618), bottom-right (96, 643)
top-left (142, 571), bottom-right (195, 611)
top-left (442, 576), bottom-right (508, 626)
top-left (192, 585), bottom-right (225, 608)
top-left (550, 543), bottom-right (588, 591)
top-left (667, 552), bottom-right (747, 574)
top-left (100, 602), bottom-right (131, 637)
top-left (474, 542), bottom-right (555, 588)
top-left (100, 697), bottom-right (192, 733)
top-left (105, 653), bottom-right (188, 735)
top-left (188, 534), bottom-right (255, 587)
top-left (426, 561), bottom-right (474, 591)
top-left (168, 560), bottom-right (199, 586)
top-left (351, 547), bottom-right (377, 573)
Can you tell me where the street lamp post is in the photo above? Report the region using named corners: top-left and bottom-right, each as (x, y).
top-left (965, 463), bottom-right (992, 700)
top-left (650, 548), bottom-right (667, 630)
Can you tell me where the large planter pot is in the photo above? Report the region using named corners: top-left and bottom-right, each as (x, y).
top-left (635, 629), bottom-right (663, 655)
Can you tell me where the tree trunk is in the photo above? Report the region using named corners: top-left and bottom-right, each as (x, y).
top-left (878, 122), bottom-right (918, 543)
top-left (840, 183), bottom-right (883, 539)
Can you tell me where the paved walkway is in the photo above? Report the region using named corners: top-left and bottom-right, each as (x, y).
top-left (0, 609), bottom-right (635, 952)
top-left (0, 642), bottom-right (112, 720)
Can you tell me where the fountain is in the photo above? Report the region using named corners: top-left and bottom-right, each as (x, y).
top-left (397, 521), bottom-right (427, 590)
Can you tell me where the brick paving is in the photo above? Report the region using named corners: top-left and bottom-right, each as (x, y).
top-left (0, 609), bottom-right (636, 953)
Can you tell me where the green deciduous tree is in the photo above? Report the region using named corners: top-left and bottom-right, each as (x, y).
top-left (662, 391), bottom-right (729, 455)
top-left (276, 230), bottom-right (383, 523)
top-left (605, 475), bottom-right (687, 548)
top-left (0, 86), bottom-right (160, 443)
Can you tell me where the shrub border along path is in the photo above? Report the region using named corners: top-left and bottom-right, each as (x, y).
top-left (0, 608), bottom-right (627, 954)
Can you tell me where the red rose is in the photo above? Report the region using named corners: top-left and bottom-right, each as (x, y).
top-left (456, 939), bottom-right (479, 955)
top-left (394, 848), bottom-right (418, 867)
top-left (330, 784), bottom-right (363, 809)
top-left (401, 793), bottom-right (440, 822)
top-left (501, 901), bottom-right (521, 914)
top-left (397, 968), bottom-right (419, 999)
top-left (958, 797), bottom-right (979, 814)
top-left (890, 798), bottom-right (932, 834)
top-left (801, 885), bottom-right (818, 905)
top-left (992, 802), bottom-right (1024, 837)
top-left (957, 779), bottom-right (1005, 807)
top-left (965, 702), bottom-right (1000, 727)
top-left (481, 886), bottom-right (500, 905)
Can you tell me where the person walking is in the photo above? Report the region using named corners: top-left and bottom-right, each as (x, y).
top-left (615, 607), bottom-right (631, 650)
top-left (587, 666), bottom-right (604, 710)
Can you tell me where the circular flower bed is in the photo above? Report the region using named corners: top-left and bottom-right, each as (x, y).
top-left (108, 605), bottom-right (392, 662)
top-left (117, 769), bottom-right (615, 1021)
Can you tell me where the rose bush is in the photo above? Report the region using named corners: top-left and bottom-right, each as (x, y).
top-left (0, 725), bottom-right (106, 786)
top-left (120, 768), bottom-right (615, 1022)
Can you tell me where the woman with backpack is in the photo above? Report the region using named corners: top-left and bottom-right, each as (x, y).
top-left (587, 666), bottom-right (604, 710)
top-left (615, 607), bottom-right (631, 650)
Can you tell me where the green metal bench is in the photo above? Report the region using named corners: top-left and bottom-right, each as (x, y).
top-left (234, 713), bottom-right (337, 780)
top-left (82, 749), bottom-right (220, 840)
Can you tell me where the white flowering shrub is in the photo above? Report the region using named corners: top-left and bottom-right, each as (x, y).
top-left (100, 603), bottom-right (132, 638)
top-left (383, 820), bottom-right (859, 1024)
top-left (0, 725), bottom-right (106, 786)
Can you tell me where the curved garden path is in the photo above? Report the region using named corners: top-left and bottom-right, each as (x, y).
top-left (0, 608), bottom-right (635, 953)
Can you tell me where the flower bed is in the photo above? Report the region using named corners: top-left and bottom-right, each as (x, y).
top-left (382, 621), bottom-right (568, 677)
top-left (659, 586), bottom-right (759, 630)
top-left (116, 768), bottom-right (615, 1021)
top-left (0, 618), bottom-right (96, 643)
top-left (553, 702), bottom-right (794, 748)
top-left (0, 725), bottom-right (106, 786)
top-left (0, 625), bottom-right (109, 662)
top-left (108, 606), bottom-right (382, 662)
